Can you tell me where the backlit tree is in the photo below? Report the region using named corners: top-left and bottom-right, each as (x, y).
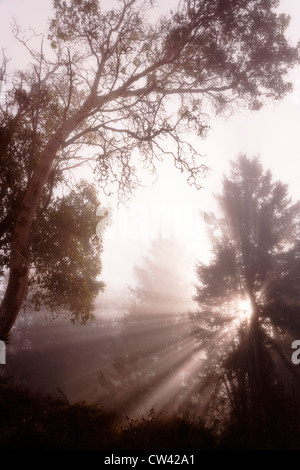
top-left (192, 155), bottom-right (300, 445)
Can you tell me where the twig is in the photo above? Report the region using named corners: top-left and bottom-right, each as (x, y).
top-left (58, 386), bottom-right (71, 407)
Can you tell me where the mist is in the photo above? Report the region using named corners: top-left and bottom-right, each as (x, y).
top-left (6, 239), bottom-right (198, 418)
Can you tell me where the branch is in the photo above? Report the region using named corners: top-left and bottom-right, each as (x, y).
top-left (121, 82), bottom-right (235, 99)
top-left (101, 123), bottom-right (171, 142)
top-left (57, 387), bottom-right (71, 407)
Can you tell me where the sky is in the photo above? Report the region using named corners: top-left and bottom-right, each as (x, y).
top-left (1, 0), bottom-right (300, 296)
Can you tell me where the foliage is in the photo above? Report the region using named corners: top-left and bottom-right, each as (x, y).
top-left (28, 180), bottom-right (105, 323)
top-left (1, 382), bottom-right (300, 449)
top-left (0, 383), bottom-right (117, 450)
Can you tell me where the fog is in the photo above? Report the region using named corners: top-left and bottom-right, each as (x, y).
top-left (6, 239), bottom-right (199, 417)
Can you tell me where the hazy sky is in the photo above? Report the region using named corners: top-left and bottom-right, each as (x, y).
top-left (1, 0), bottom-right (300, 295)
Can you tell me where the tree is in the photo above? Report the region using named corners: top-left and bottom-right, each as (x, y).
top-left (191, 155), bottom-right (300, 445)
top-left (0, 61), bottom-right (105, 329)
top-left (0, 0), bottom-right (299, 337)
top-left (0, 176), bottom-right (105, 327)
top-left (99, 239), bottom-right (196, 415)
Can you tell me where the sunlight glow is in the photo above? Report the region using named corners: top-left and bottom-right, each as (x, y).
top-left (236, 298), bottom-right (253, 322)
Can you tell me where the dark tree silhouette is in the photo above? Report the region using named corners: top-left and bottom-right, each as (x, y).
top-left (0, 0), bottom-right (299, 337)
top-left (191, 155), bottom-right (300, 446)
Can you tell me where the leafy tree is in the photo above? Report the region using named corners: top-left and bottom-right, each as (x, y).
top-left (0, 0), bottom-right (299, 337)
top-left (0, 177), bottom-right (105, 327)
top-left (191, 155), bottom-right (300, 444)
top-left (0, 81), bottom-right (105, 326)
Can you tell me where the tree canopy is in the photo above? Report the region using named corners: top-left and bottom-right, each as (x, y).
top-left (0, 0), bottom-right (299, 337)
top-left (191, 155), bottom-right (300, 444)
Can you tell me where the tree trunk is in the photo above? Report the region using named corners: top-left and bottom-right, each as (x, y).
top-left (0, 132), bottom-right (63, 338)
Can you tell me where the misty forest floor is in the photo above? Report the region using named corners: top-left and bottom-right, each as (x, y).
top-left (1, 382), bottom-right (300, 450)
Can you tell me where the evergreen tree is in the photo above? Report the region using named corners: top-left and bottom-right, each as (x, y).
top-left (192, 155), bottom-right (300, 446)
top-left (99, 239), bottom-right (196, 414)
